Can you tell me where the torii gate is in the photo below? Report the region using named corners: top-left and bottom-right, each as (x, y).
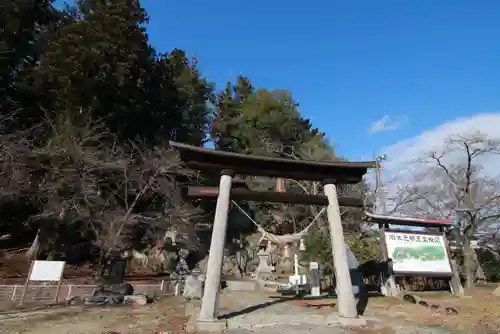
top-left (170, 141), bottom-right (375, 329)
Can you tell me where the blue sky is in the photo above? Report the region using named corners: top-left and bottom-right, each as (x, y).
top-left (55, 0), bottom-right (500, 161)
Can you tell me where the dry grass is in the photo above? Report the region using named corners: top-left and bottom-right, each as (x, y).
top-left (438, 287), bottom-right (500, 332)
top-left (291, 288), bottom-right (500, 332)
top-left (1, 296), bottom-right (188, 334)
top-left (365, 287), bottom-right (500, 332)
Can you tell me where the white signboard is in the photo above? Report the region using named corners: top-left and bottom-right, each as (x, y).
top-left (289, 274), bottom-right (307, 285)
top-left (29, 260), bottom-right (65, 281)
top-left (384, 232), bottom-right (452, 275)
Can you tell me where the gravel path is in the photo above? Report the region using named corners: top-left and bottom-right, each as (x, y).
top-left (226, 324), bottom-right (349, 333)
top-left (225, 324), bottom-right (455, 334)
top-left (217, 292), bottom-right (457, 334)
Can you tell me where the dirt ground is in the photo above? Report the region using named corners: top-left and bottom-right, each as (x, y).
top-left (1, 296), bottom-right (188, 334)
top-left (1, 287), bottom-right (499, 333)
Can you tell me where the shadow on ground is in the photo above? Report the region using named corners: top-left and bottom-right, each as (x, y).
top-left (218, 296), bottom-right (294, 319)
top-left (218, 290), bottom-right (384, 320)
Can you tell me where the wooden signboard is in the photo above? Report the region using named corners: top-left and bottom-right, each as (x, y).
top-left (381, 230), bottom-right (452, 276)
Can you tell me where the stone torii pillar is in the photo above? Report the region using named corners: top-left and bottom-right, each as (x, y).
top-left (324, 181), bottom-right (358, 318)
top-left (198, 170), bottom-right (233, 322)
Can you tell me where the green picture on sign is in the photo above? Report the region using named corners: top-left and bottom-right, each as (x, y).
top-left (392, 245), bottom-right (446, 261)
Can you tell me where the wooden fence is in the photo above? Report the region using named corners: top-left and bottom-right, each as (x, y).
top-left (0, 279), bottom-right (180, 303)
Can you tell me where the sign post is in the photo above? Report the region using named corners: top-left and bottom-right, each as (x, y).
top-left (382, 231), bottom-right (452, 275)
top-left (19, 260), bottom-right (66, 305)
top-left (364, 211), bottom-right (461, 296)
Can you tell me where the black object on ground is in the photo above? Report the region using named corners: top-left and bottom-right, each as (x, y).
top-left (67, 283), bottom-right (135, 306)
top-left (93, 282), bottom-right (135, 296)
top-left (278, 284), bottom-right (309, 296)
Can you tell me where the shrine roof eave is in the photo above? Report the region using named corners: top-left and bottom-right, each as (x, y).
top-left (170, 141), bottom-right (376, 183)
top-left (364, 211), bottom-right (454, 228)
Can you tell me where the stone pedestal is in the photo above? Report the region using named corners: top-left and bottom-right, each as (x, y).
top-left (255, 250), bottom-right (273, 280)
top-left (283, 244), bottom-right (291, 259)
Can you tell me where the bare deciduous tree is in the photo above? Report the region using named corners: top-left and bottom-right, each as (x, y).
top-left (24, 121), bottom-right (126, 259)
top-left (387, 132), bottom-right (500, 288)
top-left (2, 117), bottom-right (203, 263)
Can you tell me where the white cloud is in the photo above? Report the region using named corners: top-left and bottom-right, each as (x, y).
top-left (367, 112), bottom-right (500, 217)
top-left (369, 115), bottom-right (409, 133)
top-left (380, 112), bottom-right (500, 180)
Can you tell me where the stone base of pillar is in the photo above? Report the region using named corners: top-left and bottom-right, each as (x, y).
top-left (187, 319), bottom-right (227, 333)
top-left (185, 301), bottom-right (227, 333)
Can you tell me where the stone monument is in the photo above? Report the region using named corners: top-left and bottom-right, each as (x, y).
top-left (309, 261), bottom-right (321, 297)
top-left (255, 250), bottom-right (273, 280)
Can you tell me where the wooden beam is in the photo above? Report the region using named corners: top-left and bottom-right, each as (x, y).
top-left (184, 186), bottom-right (364, 207)
top-left (170, 141), bottom-right (376, 183)
top-left (185, 162), bottom-right (364, 183)
top-left (364, 211), bottom-right (453, 228)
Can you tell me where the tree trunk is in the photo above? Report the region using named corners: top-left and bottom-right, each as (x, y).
top-left (462, 234), bottom-right (476, 289)
top-left (98, 249), bottom-right (106, 278)
top-left (26, 229), bottom-right (41, 260)
top-left (46, 250), bottom-right (56, 260)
